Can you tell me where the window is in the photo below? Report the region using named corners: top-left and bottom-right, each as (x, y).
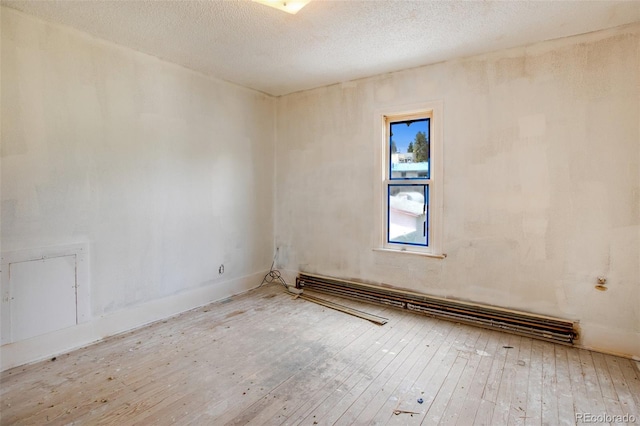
top-left (376, 101), bottom-right (443, 257)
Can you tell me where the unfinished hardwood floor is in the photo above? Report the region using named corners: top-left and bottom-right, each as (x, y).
top-left (1, 284), bottom-right (639, 425)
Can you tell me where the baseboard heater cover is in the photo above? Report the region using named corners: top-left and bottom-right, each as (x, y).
top-left (296, 273), bottom-right (577, 345)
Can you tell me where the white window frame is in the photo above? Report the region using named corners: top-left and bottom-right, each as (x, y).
top-left (374, 101), bottom-right (444, 258)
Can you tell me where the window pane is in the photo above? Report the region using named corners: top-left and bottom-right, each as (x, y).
top-left (389, 118), bottom-right (430, 180)
top-left (388, 184), bottom-right (428, 246)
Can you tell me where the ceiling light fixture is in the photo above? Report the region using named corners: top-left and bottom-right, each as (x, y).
top-left (252, 0), bottom-right (310, 15)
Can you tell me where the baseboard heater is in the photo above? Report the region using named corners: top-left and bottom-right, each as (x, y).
top-left (296, 273), bottom-right (577, 345)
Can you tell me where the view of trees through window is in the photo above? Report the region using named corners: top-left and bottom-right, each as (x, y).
top-left (390, 118), bottom-right (430, 177)
top-left (387, 118), bottom-right (430, 246)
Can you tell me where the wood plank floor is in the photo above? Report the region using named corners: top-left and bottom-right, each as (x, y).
top-left (1, 284), bottom-right (639, 425)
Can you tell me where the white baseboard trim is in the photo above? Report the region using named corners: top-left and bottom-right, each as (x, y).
top-left (0, 271), bottom-right (266, 372)
top-left (3, 270), bottom-right (636, 371)
top-left (576, 322), bottom-right (640, 361)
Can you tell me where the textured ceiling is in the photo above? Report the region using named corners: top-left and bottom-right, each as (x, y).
top-left (3, 0), bottom-right (640, 96)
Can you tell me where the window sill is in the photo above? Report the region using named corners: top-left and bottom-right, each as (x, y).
top-left (373, 248), bottom-right (446, 259)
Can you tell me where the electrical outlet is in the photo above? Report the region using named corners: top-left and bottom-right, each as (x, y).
top-left (218, 264), bottom-right (224, 275)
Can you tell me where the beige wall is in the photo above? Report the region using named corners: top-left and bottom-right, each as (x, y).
top-left (1, 6), bottom-right (275, 363)
top-left (275, 25), bottom-right (640, 357)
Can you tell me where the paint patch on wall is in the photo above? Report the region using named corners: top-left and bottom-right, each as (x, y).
top-left (518, 114), bottom-right (546, 139)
